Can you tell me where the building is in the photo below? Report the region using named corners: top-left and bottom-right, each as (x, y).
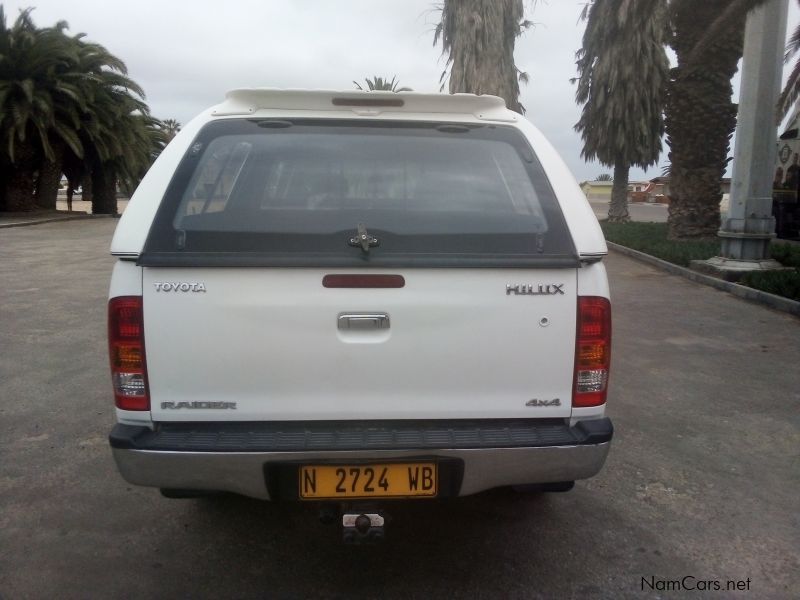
top-left (580, 180), bottom-right (614, 201)
top-left (627, 176), bottom-right (731, 204)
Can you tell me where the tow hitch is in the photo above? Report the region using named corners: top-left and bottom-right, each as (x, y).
top-left (320, 505), bottom-right (388, 543)
top-left (342, 512), bottom-right (386, 543)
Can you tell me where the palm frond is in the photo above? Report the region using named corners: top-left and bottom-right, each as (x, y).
top-left (778, 55), bottom-right (800, 120)
top-left (52, 120), bottom-right (83, 158)
top-left (574, 0), bottom-right (669, 169)
top-left (785, 16), bottom-right (800, 62)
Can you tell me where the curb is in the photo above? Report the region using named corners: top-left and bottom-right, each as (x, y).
top-left (0, 214), bottom-right (115, 229)
top-left (606, 241), bottom-right (800, 318)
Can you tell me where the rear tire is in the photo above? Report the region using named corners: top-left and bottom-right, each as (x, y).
top-left (512, 481), bottom-right (575, 493)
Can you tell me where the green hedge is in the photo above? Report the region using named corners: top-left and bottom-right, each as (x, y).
top-left (600, 222), bottom-right (800, 301)
top-left (600, 222), bottom-right (719, 267)
top-left (740, 270), bottom-right (800, 300)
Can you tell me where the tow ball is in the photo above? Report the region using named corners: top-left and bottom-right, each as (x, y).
top-left (342, 512), bottom-right (386, 543)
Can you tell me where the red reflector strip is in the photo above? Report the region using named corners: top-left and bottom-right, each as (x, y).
top-left (115, 394), bottom-right (149, 412)
top-left (323, 274), bottom-right (405, 288)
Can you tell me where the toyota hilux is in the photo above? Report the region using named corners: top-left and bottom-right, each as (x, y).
top-left (107, 89), bottom-right (613, 540)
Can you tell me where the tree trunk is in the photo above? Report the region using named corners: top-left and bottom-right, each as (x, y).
top-left (0, 168), bottom-right (7, 212)
top-left (5, 167), bottom-right (37, 211)
top-left (82, 170), bottom-right (93, 204)
top-left (665, 0), bottom-right (745, 239)
top-left (62, 151), bottom-right (86, 210)
top-left (607, 161), bottom-right (631, 223)
top-left (3, 143), bottom-right (38, 212)
top-left (91, 166), bottom-right (118, 215)
top-left (444, 0), bottom-right (525, 113)
top-left (35, 141), bottom-right (65, 210)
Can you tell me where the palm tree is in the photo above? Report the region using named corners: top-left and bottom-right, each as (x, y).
top-left (665, 0), bottom-right (749, 239)
top-left (51, 34), bottom-right (158, 214)
top-left (77, 66), bottom-right (162, 214)
top-left (574, 0), bottom-right (669, 223)
top-left (33, 30), bottom-right (94, 210)
top-left (0, 8), bottom-right (84, 211)
top-left (434, 0), bottom-right (531, 113)
top-left (353, 76), bottom-right (412, 92)
top-left (161, 118), bottom-right (181, 141)
top-left (0, 8), bottom-right (160, 214)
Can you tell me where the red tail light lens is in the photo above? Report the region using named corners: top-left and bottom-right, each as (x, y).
top-left (573, 296), bottom-right (611, 407)
top-left (108, 296), bottom-right (149, 411)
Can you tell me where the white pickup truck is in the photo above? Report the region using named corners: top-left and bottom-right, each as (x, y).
top-left (107, 89), bottom-right (612, 539)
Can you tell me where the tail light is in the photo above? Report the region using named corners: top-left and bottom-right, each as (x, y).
top-left (573, 296), bottom-right (611, 407)
top-left (108, 296), bottom-right (150, 411)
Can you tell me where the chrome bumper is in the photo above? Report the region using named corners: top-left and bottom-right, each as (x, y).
top-left (112, 443), bottom-right (610, 500)
top-left (110, 419), bottom-right (613, 500)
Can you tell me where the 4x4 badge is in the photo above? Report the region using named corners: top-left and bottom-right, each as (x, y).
top-left (506, 283), bottom-right (565, 296)
top-left (526, 399), bottom-right (561, 407)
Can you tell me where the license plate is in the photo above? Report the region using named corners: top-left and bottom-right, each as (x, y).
top-left (299, 463), bottom-right (437, 499)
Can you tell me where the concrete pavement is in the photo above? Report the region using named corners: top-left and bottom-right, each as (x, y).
top-left (0, 220), bottom-right (798, 599)
top-left (0, 199), bottom-right (128, 228)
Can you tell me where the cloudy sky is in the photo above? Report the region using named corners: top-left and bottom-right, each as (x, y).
top-left (4, 0), bottom-right (798, 182)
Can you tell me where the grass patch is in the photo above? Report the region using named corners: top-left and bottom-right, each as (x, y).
top-left (600, 221), bottom-right (800, 301)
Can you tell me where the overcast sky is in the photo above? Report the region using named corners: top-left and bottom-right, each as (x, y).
top-left (4, 0), bottom-right (798, 182)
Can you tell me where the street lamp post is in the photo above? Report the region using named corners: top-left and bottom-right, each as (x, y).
top-left (695, 0), bottom-right (789, 278)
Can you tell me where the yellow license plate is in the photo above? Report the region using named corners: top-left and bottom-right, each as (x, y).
top-left (299, 463), bottom-right (437, 499)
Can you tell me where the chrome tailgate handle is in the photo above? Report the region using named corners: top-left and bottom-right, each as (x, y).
top-left (338, 313), bottom-right (390, 330)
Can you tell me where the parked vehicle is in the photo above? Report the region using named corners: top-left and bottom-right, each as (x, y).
top-left (107, 89), bottom-right (613, 540)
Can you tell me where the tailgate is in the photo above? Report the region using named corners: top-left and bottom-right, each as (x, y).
top-left (144, 268), bottom-right (576, 421)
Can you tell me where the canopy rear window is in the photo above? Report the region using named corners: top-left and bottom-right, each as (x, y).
top-left (141, 119), bottom-right (576, 267)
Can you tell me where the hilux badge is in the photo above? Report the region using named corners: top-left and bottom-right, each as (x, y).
top-left (506, 284), bottom-right (565, 296)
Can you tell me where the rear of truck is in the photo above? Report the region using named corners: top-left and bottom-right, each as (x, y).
top-left (107, 90), bottom-right (612, 508)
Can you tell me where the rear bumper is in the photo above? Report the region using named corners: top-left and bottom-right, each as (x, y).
top-left (109, 418), bottom-right (613, 500)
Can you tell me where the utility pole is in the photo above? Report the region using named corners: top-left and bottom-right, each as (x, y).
top-left (695, 0), bottom-right (789, 278)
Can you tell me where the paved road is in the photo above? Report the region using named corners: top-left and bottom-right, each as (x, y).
top-left (588, 199), bottom-right (668, 223)
top-left (1, 220), bottom-right (798, 599)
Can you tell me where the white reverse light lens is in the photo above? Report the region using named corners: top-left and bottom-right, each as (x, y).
top-left (576, 370), bottom-right (608, 393)
top-left (113, 373), bottom-right (147, 396)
